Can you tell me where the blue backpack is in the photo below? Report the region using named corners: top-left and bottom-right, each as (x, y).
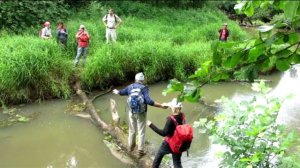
top-left (127, 85), bottom-right (146, 113)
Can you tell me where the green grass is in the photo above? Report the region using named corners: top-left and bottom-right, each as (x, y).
top-left (0, 35), bottom-right (72, 103)
top-left (0, 1), bottom-right (250, 103)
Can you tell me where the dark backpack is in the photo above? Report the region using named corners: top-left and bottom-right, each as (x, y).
top-left (165, 114), bottom-right (193, 154)
top-left (127, 84), bottom-right (146, 113)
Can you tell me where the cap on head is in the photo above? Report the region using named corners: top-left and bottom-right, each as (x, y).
top-left (44, 21), bottom-right (50, 26)
top-left (135, 72), bottom-right (144, 81)
top-left (79, 25), bottom-right (85, 29)
top-left (168, 98), bottom-right (182, 109)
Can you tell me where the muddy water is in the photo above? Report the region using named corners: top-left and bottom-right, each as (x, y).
top-left (0, 100), bottom-right (126, 168)
top-left (0, 66), bottom-right (299, 168)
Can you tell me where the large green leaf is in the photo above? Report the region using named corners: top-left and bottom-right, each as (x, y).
top-left (291, 53), bottom-right (300, 63)
top-left (260, 56), bottom-right (276, 72)
top-left (244, 2), bottom-right (254, 17)
top-left (162, 79), bottom-right (184, 95)
top-left (182, 87), bottom-right (201, 102)
top-left (282, 1), bottom-right (299, 21)
top-left (212, 72), bottom-right (230, 82)
top-left (212, 52), bottom-right (222, 66)
top-left (276, 59), bottom-right (290, 71)
top-left (224, 52), bottom-right (242, 68)
top-left (189, 61), bottom-right (211, 79)
top-left (248, 43), bottom-right (265, 62)
top-left (288, 33), bottom-right (299, 45)
top-left (276, 49), bottom-right (292, 59)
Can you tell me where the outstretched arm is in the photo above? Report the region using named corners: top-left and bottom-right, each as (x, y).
top-left (148, 118), bottom-right (173, 137)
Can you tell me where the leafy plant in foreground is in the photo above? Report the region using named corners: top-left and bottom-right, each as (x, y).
top-left (193, 82), bottom-right (297, 168)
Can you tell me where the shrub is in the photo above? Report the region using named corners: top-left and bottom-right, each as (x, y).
top-left (0, 1), bottom-right (70, 33)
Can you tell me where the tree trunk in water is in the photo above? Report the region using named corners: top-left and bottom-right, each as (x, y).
top-left (73, 81), bottom-right (164, 168)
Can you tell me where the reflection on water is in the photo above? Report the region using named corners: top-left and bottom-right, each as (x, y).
top-left (0, 66), bottom-right (299, 168)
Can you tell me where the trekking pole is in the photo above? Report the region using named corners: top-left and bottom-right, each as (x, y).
top-left (187, 150), bottom-right (189, 157)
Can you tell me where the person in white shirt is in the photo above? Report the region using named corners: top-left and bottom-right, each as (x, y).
top-left (102, 9), bottom-right (122, 43)
top-left (40, 21), bottom-right (52, 39)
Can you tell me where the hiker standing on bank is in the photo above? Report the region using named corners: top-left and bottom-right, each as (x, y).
top-left (102, 9), bottom-right (122, 43)
top-left (218, 23), bottom-right (230, 42)
top-left (147, 98), bottom-right (193, 168)
top-left (40, 21), bottom-right (52, 39)
top-left (74, 25), bottom-right (90, 66)
top-left (56, 22), bottom-right (68, 47)
top-left (112, 72), bottom-right (168, 158)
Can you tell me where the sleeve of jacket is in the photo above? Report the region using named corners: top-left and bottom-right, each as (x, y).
top-left (119, 86), bottom-right (129, 96)
top-left (142, 86), bottom-right (154, 106)
top-left (149, 117), bottom-right (173, 137)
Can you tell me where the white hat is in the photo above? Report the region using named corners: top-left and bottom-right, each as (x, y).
top-left (135, 72), bottom-right (144, 81)
top-left (168, 98), bottom-right (182, 108)
top-left (223, 23), bottom-right (228, 26)
top-left (79, 25), bottom-right (85, 29)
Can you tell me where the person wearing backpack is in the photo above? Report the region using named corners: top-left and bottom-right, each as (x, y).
top-left (40, 21), bottom-right (52, 39)
top-left (74, 25), bottom-right (90, 66)
top-left (147, 98), bottom-right (193, 168)
top-left (56, 22), bottom-right (68, 47)
top-left (102, 8), bottom-right (122, 43)
top-left (112, 72), bottom-right (168, 158)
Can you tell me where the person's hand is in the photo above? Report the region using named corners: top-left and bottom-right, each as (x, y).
top-left (161, 103), bottom-right (169, 109)
top-left (147, 120), bottom-right (152, 126)
top-left (112, 89), bottom-right (119, 95)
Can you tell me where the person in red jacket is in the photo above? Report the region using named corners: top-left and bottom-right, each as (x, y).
top-left (147, 98), bottom-right (184, 168)
top-left (74, 25), bottom-right (90, 66)
top-left (218, 23), bottom-right (230, 42)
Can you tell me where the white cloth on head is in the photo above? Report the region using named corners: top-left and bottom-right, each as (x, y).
top-left (168, 98), bottom-right (182, 108)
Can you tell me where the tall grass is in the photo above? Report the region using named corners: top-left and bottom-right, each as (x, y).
top-left (0, 35), bottom-right (72, 103)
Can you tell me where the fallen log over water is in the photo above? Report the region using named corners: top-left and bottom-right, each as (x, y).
top-left (73, 81), bottom-right (164, 168)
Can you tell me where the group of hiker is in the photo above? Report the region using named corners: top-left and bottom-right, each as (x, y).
top-left (39, 8), bottom-right (122, 66)
top-left (39, 8), bottom-right (230, 167)
top-left (113, 72), bottom-right (193, 168)
top-left (40, 8), bottom-right (229, 68)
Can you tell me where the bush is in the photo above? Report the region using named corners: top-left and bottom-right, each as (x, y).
top-left (0, 1), bottom-right (70, 33)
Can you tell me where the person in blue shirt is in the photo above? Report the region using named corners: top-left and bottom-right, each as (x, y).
top-left (113, 72), bottom-right (168, 158)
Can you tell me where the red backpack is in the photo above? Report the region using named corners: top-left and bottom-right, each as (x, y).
top-left (165, 113), bottom-right (193, 154)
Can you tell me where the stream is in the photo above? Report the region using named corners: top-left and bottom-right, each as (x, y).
top-left (0, 65), bottom-right (299, 168)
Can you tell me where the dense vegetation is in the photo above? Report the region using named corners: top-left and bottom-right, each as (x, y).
top-left (0, 1), bottom-right (70, 33)
top-left (0, 1), bottom-right (248, 103)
